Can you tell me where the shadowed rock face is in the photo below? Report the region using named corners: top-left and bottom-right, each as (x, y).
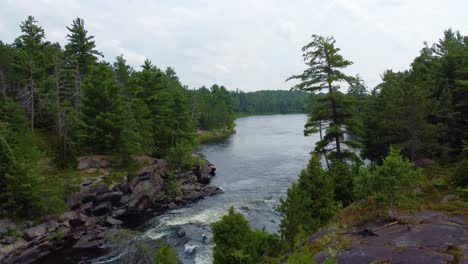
top-left (309, 210), bottom-right (467, 264)
top-left (0, 158), bottom-right (223, 264)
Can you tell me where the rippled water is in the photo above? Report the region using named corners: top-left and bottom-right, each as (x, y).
top-left (142, 114), bottom-right (319, 263)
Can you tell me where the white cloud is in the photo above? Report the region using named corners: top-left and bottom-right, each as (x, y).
top-left (0, 0), bottom-right (467, 91)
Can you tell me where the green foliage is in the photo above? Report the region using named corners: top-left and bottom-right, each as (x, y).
top-left (78, 63), bottom-right (144, 163)
top-left (361, 70), bottom-right (441, 162)
top-left (329, 161), bottom-right (355, 206)
top-left (212, 207), bottom-right (277, 264)
top-left (230, 90), bottom-right (308, 114)
top-left (0, 100), bottom-right (65, 217)
top-left (190, 85), bottom-right (234, 131)
top-left (288, 35), bottom-right (362, 164)
top-left (354, 147), bottom-right (422, 209)
top-left (165, 173), bottom-right (181, 199)
top-left (284, 249), bottom-right (315, 264)
top-left (453, 158), bottom-right (468, 188)
top-left (278, 155), bottom-right (338, 247)
top-left (154, 244), bottom-right (177, 264)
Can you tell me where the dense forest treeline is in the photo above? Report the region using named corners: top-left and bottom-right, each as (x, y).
top-left (211, 30), bottom-right (468, 263)
top-left (0, 16), bottom-right (312, 219)
top-left (0, 16), bottom-right (307, 220)
top-left (230, 90), bottom-right (309, 115)
top-left (1, 15), bottom-right (467, 264)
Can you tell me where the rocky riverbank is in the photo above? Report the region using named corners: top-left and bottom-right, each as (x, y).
top-left (0, 156), bottom-right (223, 264)
top-left (283, 207), bottom-right (467, 264)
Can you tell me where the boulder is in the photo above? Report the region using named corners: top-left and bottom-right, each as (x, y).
top-left (66, 192), bottom-right (97, 209)
top-left (131, 155), bottom-right (156, 164)
top-left (59, 210), bottom-right (90, 227)
top-left (92, 201), bottom-right (111, 217)
top-left (73, 228), bottom-right (106, 249)
top-left (155, 159), bottom-right (169, 171)
top-left (77, 155), bottom-right (112, 170)
top-left (22, 220), bottom-right (58, 242)
top-left (0, 218), bottom-right (17, 235)
top-left (177, 229), bottom-right (186, 238)
top-left (111, 208), bottom-right (127, 218)
top-left (184, 244), bottom-right (197, 257)
top-left (95, 191), bottom-right (122, 206)
top-left (128, 173), bottom-right (164, 213)
top-left (192, 165), bottom-right (215, 184)
top-left (167, 202), bottom-right (178, 210)
top-left (105, 217), bottom-right (123, 227)
top-left (136, 165), bottom-right (157, 176)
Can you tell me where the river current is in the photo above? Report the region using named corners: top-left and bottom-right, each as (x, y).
top-left (141, 114), bottom-right (319, 263)
top-left (48, 114), bottom-right (318, 264)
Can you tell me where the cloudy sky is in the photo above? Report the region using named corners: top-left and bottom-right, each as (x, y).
top-left (1, 0), bottom-right (467, 91)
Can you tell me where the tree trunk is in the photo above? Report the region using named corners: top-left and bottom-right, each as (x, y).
top-left (55, 63), bottom-right (63, 137)
top-left (0, 70), bottom-right (6, 98)
top-left (324, 48), bottom-right (341, 157)
top-left (29, 62), bottom-right (35, 131)
top-left (319, 120), bottom-right (330, 170)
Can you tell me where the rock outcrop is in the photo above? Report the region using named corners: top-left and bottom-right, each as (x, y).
top-left (0, 158), bottom-right (222, 264)
top-left (299, 210), bottom-right (468, 264)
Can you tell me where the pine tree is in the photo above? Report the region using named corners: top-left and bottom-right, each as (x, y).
top-left (278, 154), bottom-right (337, 247)
top-left (113, 54), bottom-right (132, 88)
top-left (362, 70), bottom-right (440, 161)
top-left (287, 35), bottom-right (362, 164)
top-left (65, 17), bottom-right (102, 114)
top-left (14, 16), bottom-right (46, 130)
top-left (78, 63), bottom-right (134, 154)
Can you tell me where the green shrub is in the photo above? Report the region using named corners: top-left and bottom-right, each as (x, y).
top-left (165, 173), bottom-right (181, 199)
top-left (453, 158), bottom-right (468, 188)
top-left (212, 207), bottom-right (278, 264)
top-left (284, 249), bottom-right (315, 264)
top-left (154, 244), bottom-right (177, 264)
top-left (278, 155), bottom-right (338, 247)
top-left (353, 147), bottom-right (422, 209)
top-left (329, 161), bottom-right (355, 206)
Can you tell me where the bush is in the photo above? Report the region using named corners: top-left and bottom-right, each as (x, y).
top-left (453, 158), bottom-right (468, 188)
top-left (212, 207), bottom-right (278, 264)
top-left (154, 244), bottom-right (177, 264)
top-left (329, 161), bottom-right (355, 206)
top-left (284, 249), bottom-right (315, 264)
top-left (0, 100), bottom-right (66, 217)
top-left (278, 155), bottom-right (338, 247)
top-left (353, 147), bottom-right (422, 209)
top-left (165, 173), bottom-right (182, 199)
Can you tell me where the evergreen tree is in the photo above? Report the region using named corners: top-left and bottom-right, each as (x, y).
top-left (78, 63), bottom-right (139, 157)
top-left (287, 35), bottom-right (362, 164)
top-left (14, 16), bottom-right (46, 130)
top-left (212, 207), bottom-right (269, 264)
top-left (113, 54), bottom-right (132, 88)
top-left (65, 17), bottom-right (102, 114)
top-left (278, 155), bottom-right (337, 247)
top-left (354, 147), bottom-right (422, 209)
top-left (361, 70), bottom-right (440, 161)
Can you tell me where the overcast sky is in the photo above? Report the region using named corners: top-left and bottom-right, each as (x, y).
top-left (1, 0), bottom-right (467, 91)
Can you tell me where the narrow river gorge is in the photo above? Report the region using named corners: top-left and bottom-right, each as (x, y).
top-left (86, 114), bottom-right (318, 264)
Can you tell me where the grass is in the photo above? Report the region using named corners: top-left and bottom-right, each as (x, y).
top-left (197, 127), bottom-right (236, 143)
top-left (333, 200), bottom-right (386, 228)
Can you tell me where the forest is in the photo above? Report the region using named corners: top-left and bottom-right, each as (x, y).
top-left (210, 30), bottom-right (468, 263)
top-left (230, 90), bottom-right (309, 115)
top-left (0, 14), bottom-right (467, 264)
top-left (0, 16), bottom-right (309, 221)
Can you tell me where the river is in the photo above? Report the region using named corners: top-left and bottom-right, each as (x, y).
top-left (73, 114), bottom-right (318, 263)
